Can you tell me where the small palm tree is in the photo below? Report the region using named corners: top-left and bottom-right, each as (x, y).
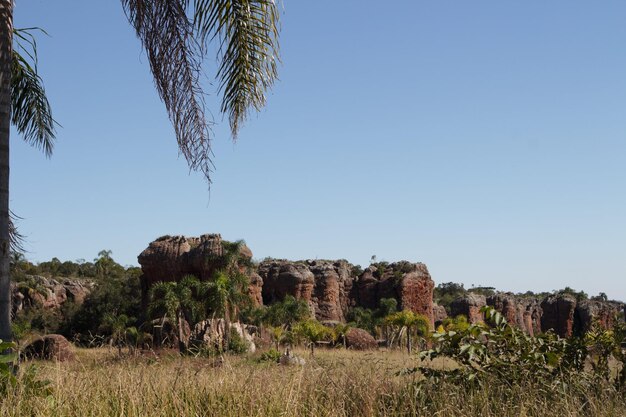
top-left (101, 313), bottom-right (131, 356)
top-left (385, 311), bottom-right (431, 354)
top-left (205, 270), bottom-right (250, 351)
top-left (292, 319), bottom-right (331, 357)
top-left (148, 275), bottom-right (204, 353)
top-left (332, 323), bottom-right (351, 349)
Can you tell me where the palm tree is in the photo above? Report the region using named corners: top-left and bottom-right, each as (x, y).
top-left (148, 275), bottom-right (205, 353)
top-left (205, 270), bottom-right (249, 350)
top-left (0, 0), bottom-right (281, 342)
top-left (385, 310), bottom-right (430, 355)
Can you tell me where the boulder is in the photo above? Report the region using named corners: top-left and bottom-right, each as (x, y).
top-left (279, 349), bottom-right (306, 366)
top-left (450, 293), bottom-right (486, 324)
top-left (22, 334), bottom-right (75, 361)
top-left (540, 294), bottom-right (576, 338)
top-left (345, 328), bottom-right (377, 350)
top-left (190, 319), bottom-right (256, 353)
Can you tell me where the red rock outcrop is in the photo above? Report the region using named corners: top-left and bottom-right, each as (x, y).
top-left (138, 234), bottom-right (261, 306)
top-left (353, 262), bottom-right (435, 328)
top-left (11, 276), bottom-right (93, 315)
top-left (540, 294), bottom-right (576, 338)
top-left (576, 300), bottom-right (620, 335)
top-left (433, 303), bottom-right (448, 325)
top-left (22, 334), bottom-right (75, 361)
top-left (258, 259), bottom-right (359, 322)
top-left (450, 293), bottom-right (486, 324)
top-left (258, 260), bottom-right (315, 308)
top-left (345, 328), bottom-right (377, 350)
top-left (307, 260), bottom-right (355, 322)
top-left (257, 259), bottom-right (434, 325)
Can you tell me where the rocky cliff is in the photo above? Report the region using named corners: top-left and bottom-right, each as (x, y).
top-left (137, 233), bottom-right (623, 336)
top-left (138, 235), bottom-right (436, 327)
top-left (11, 275), bottom-right (93, 318)
top-left (454, 292), bottom-right (623, 338)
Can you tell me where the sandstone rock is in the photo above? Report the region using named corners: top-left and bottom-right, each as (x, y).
top-left (353, 262), bottom-right (435, 327)
top-left (487, 293), bottom-right (519, 326)
top-left (450, 293), bottom-right (486, 324)
top-left (259, 260), bottom-right (315, 310)
top-left (576, 300), bottom-right (619, 335)
top-left (540, 294), bottom-right (576, 338)
top-left (307, 260), bottom-right (355, 322)
top-left (279, 349), bottom-right (306, 366)
top-left (22, 334), bottom-right (75, 361)
top-left (190, 319), bottom-right (256, 353)
top-left (12, 276), bottom-right (93, 312)
top-left (433, 303), bottom-right (448, 325)
top-left (138, 234), bottom-right (261, 306)
top-left (248, 272), bottom-right (264, 306)
top-left (345, 328), bottom-right (377, 350)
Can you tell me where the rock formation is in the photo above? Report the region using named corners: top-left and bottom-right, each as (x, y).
top-left (345, 328), bottom-right (377, 350)
top-left (138, 233), bottom-right (625, 339)
top-left (138, 234), bottom-right (261, 305)
top-left (258, 259), bottom-right (357, 322)
top-left (352, 262), bottom-right (435, 327)
top-left (575, 300), bottom-right (620, 335)
top-left (258, 260), bottom-right (315, 308)
top-left (540, 294), bottom-right (577, 338)
top-left (11, 276), bottom-right (93, 316)
top-left (22, 334), bottom-right (75, 361)
top-left (433, 303), bottom-right (448, 326)
top-left (450, 293), bottom-right (486, 324)
top-left (190, 319), bottom-right (256, 353)
top-left (258, 259), bottom-right (435, 326)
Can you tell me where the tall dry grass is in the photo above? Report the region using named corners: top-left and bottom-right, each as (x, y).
top-left (2, 347), bottom-right (625, 417)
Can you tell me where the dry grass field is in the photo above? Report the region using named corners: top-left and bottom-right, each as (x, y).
top-left (2, 347), bottom-right (625, 417)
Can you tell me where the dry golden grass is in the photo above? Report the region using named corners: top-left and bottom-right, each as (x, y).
top-left (2, 347), bottom-right (625, 417)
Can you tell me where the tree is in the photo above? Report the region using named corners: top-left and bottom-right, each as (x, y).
top-left (205, 270), bottom-right (250, 350)
top-left (292, 319), bottom-right (331, 357)
top-left (148, 275), bottom-right (205, 353)
top-left (0, 1), bottom-right (281, 342)
top-left (385, 310), bottom-right (430, 355)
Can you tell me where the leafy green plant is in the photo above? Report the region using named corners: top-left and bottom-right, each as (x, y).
top-left (415, 306), bottom-right (590, 390)
top-left (385, 310), bottom-right (430, 354)
top-left (258, 348), bottom-right (281, 363)
top-left (0, 339), bottom-right (51, 397)
top-left (292, 320), bottom-right (332, 356)
top-left (227, 328), bottom-right (249, 354)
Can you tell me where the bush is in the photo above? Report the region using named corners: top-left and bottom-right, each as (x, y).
top-left (413, 306), bottom-right (626, 394)
top-left (228, 328), bottom-right (250, 354)
top-left (258, 348), bottom-right (281, 363)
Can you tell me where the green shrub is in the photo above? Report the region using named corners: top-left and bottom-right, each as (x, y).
top-left (228, 328), bottom-right (250, 354)
top-left (258, 348), bottom-right (281, 363)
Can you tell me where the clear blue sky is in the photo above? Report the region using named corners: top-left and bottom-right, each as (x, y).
top-left (11, 1), bottom-right (626, 300)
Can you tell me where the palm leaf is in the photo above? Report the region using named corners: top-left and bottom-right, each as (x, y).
top-left (193, 0), bottom-right (280, 138)
top-left (11, 28), bottom-right (57, 157)
top-left (122, 0), bottom-right (214, 184)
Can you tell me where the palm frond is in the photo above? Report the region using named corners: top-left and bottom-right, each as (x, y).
top-left (8, 210), bottom-right (24, 254)
top-left (194, 0), bottom-right (280, 138)
top-left (11, 28), bottom-right (57, 157)
top-left (122, 0), bottom-right (215, 184)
